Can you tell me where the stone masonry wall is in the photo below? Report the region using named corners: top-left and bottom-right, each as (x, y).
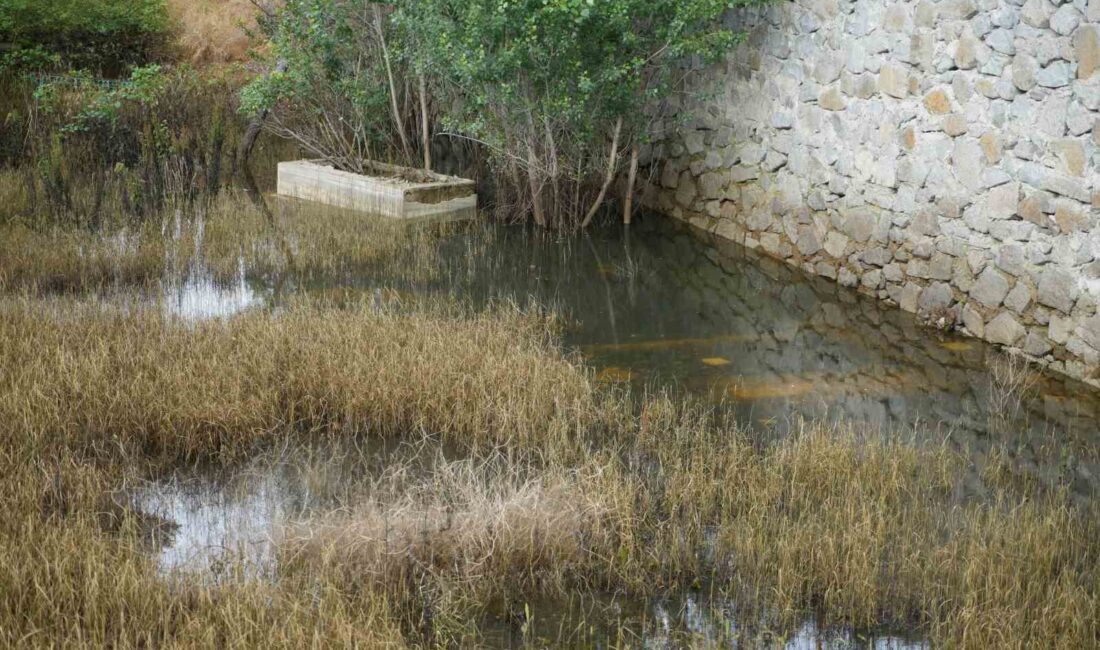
top-left (640, 0), bottom-right (1100, 387)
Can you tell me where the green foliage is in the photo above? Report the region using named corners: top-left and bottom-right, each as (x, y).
top-left (395, 0), bottom-right (741, 143)
top-left (17, 65), bottom-right (244, 225)
top-left (240, 1), bottom-right (410, 171)
top-left (0, 0), bottom-right (169, 74)
top-left (35, 65), bottom-right (169, 134)
top-left (242, 0), bottom-right (762, 225)
top-left (393, 0), bottom-right (754, 225)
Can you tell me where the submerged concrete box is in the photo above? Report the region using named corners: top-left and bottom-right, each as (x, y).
top-left (277, 159), bottom-right (477, 220)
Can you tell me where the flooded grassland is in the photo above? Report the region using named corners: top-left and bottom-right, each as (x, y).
top-left (0, 193), bottom-right (1097, 648)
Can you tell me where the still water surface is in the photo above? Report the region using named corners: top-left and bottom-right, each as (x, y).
top-left (134, 209), bottom-right (1099, 647)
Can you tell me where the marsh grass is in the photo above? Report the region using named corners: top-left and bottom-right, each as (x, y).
top-left (0, 190), bottom-right (449, 296)
top-left (0, 220), bottom-right (178, 293)
top-left (198, 194), bottom-right (450, 285)
top-left (0, 463), bottom-right (406, 648)
top-left (0, 293), bottom-right (1096, 647)
top-left (0, 295), bottom-right (589, 465)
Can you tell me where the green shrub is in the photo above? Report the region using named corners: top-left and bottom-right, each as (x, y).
top-left (245, 0), bottom-right (761, 227)
top-left (0, 0), bottom-right (169, 74)
top-left (5, 65), bottom-right (243, 225)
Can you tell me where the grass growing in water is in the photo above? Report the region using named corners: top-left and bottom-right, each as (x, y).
top-left (0, 294), bottom-right (1096, 648)
top-left (0, 191), bottom-right (448, 295)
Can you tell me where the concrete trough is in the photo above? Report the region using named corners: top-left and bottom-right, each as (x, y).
top-left (277, 159), bottom-right (477, 221)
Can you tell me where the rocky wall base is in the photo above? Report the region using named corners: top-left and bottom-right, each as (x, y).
top-left (642, 0), bottom-right (1100, 388)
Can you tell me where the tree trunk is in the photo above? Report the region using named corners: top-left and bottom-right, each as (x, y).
top-left (580, 117), bottom-right (622, 229)
top-left (418, 73), bottom-right (431, 171)
top-left (623, 145), bottom-right (639, 224)
top-left (374, 6), bottom-right (411, 163)
top-left (525, 137), bottom-right (546, 227)
top-left (239, 58), bottom-right (288, 163)
top-left (543, 118), bottom-right (560, 222)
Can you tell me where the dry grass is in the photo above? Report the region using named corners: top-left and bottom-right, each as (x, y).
top-left (0, 221), bottom-right (180, 293)
top-left (167, 0), bottom-right (258, 65)
top-left (0, 296), bottom-right (591, 464)
top-left (0, 191), bottom-right (446, 295)
top-left (280, 455), bottom-right (617, 640)
top-left (198, 194), bottom-right (448, 285)
top-left (0, 271), bottom-right (1096, 647)
top-left (659, 425), bottom-right (1098, 647)
top-left (0, 459), bottom-right (407, 648)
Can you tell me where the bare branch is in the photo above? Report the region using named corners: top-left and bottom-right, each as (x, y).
top-left (580, 117), bottom-right (623, 229)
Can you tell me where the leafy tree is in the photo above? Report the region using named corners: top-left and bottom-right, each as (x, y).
top-left (244, 0), bottom-right (760, 227)
top-left (393, 0), bottom-right (755, 227)
top-left (240, 1), bottom-right (425, 173)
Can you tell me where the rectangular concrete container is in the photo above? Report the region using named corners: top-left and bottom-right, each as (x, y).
top-left (277, 160), bottom-right (477, 221)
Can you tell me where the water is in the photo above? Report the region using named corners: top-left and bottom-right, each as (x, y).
top-left (156, 210), bottom-right (1099, 456)
top-left (129, 207), bottom-right (1098, 646)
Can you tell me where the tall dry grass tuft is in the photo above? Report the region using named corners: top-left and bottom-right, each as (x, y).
top-left (280, 455), bottom-right (617, 638)
top-left (167, 0), bottom-right (258, 66)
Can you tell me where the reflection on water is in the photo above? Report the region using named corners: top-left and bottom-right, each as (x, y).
top-left (480, 592), bottom-right (928, 649)
top-left (136, 473), bottom-right (283, 579)
top-left (134, 208), bottom-right (1099, 645)
top-left (161, 265), bottom-right (263, 320)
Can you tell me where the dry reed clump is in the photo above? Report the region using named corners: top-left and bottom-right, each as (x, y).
top-left (0, 296), bottom-right (598, 464)
top-left (0, 169), bottom-right (30, 217)
top-left (279, 456), bottom-right (617, 636)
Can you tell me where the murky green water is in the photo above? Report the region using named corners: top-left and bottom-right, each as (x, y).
top-left (132, 207), bottom-right (1097, 647)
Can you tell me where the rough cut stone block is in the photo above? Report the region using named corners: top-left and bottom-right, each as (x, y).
top-left (1037, 268), bottom-right (1079, 314)
top-left (1076, 25), bottom-right (1100, 80)
top-left (986, 312), bottom-right (1026, 346)
top-left (971, 267), bottom-right (1012, 308)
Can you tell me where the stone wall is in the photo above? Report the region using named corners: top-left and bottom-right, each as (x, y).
top-left (640, 0), bottom-right (1100, 387)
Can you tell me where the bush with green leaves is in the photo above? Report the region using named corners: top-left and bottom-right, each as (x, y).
top-left (16, 65), bottom-right (242, 225)
top-left (245, 0), bottom-right (760, 227)
top-left (0, 0), bottom-right (169, 75)
top-left (240, 1), bottom-right (424, 174)
top-left (394, 0), bottom-right (753, 226)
